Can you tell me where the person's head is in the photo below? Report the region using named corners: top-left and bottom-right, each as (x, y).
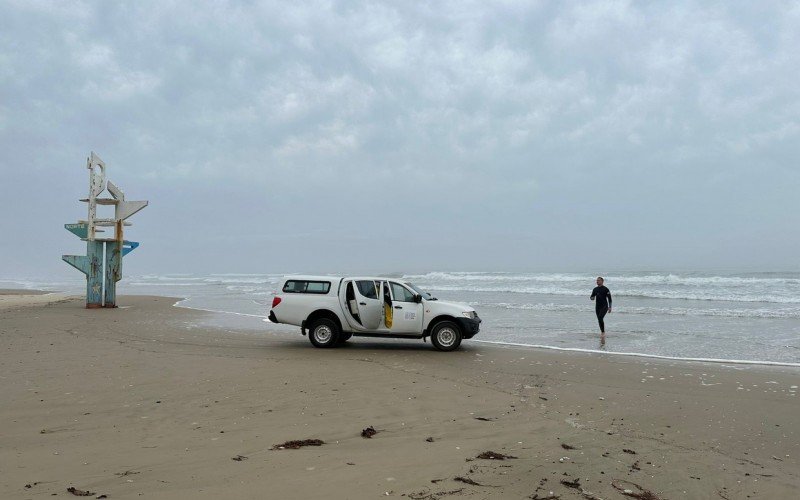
top-left (596, 276), bottom-right (604, 286)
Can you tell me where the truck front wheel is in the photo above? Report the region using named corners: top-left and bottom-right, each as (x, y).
top-left (308, 318), bottom-right (340, 348)
top-left (430, 321), bottom-right (462, 351)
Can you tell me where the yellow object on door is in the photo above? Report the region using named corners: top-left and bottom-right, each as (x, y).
top-left (384, 303), bottom-right (393, 329)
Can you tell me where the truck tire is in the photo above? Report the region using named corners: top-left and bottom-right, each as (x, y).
top-left (430, 321), bottom-right (462, 351)
top-left (308, 318), bottom-right (340, 348)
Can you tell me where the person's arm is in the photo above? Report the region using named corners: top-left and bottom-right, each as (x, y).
top-left (607, 290), bottom-right (612, 312)
top-left (590, 287), bottom-right (596, 301)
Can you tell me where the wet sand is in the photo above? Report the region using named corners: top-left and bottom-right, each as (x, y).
top-left (1, 292), bottom-right (798, 499)
top-left (0, 290), bottom-right (68, 310)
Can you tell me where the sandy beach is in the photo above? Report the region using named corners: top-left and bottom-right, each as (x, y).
top-left (1, 292), bottom-right (798, 499)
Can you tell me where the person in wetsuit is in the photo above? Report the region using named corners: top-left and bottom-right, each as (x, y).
top-left (590, 276), bottom-right (612, 334)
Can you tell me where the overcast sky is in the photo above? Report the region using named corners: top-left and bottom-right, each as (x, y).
top-left (1, 0), bottom-right (798, 278)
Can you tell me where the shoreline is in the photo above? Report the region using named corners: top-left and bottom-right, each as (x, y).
top-left (4, 289), bottom-right (797, 368)
top-left (170, 296), bottom-right (800, 369)
top-left (0, 289), bottom-right (52, 295)
top-left (473, 339), bottom-right (800, 369)
top-left (1, 292), bottom-right (798, 498)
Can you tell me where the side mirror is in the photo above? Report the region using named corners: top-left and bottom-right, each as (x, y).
top-left (414, 294), bottom-right (422, 303)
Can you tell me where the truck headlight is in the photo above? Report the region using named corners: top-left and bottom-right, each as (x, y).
top-left (462, 311), bottom-right (476, 319)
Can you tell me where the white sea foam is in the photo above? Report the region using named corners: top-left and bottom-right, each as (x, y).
top-left (139, 275), bottom-right (209, 281)
top-left (404, 271), bottom-right (799, 286)
top-left (470, 301), bottom-right (800, 319)
top-left (202, 277), bottom-right (275, 284)
top-left (172, 299), bottom-right (268, 319)
top-left (425, 284), bottom-right (799, 303)
top-left (128, 282), bottom-right (204, 287)
top-left (472, 340), bottom-right (800, 368)
top-left (401, 271), bottom-right (800, 304)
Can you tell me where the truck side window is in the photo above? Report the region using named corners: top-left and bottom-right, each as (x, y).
top-left (390, 282), bottom-right (416, 302)
top-left (283, 280), bottom-right (331, 294)
top-left (356, 280), bottom-right (378, 299)
top-left (305, 282), bottom-right (330, 293)
top-left (283, 280), bottom-right (306, 293)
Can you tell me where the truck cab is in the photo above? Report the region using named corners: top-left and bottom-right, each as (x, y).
top-left (268, 276), bottom-right (480, 351)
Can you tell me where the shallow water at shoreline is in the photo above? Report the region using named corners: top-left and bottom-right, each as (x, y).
top-left (3, 270), bottom-right (799, 365)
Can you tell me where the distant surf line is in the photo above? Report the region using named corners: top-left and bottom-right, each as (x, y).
top-left (469, 301), bottom-right (800, 319)
top-left (424, 285), bottom-right (800, 304)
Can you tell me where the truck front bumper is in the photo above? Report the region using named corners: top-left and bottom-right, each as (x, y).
top-left (268, 311), bottom-right (279, 323)
top-left (457, 316), bottom-right (481, 339)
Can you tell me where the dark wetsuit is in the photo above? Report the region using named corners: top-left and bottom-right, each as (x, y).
top-left (590, 285), bottom-right (612, 333)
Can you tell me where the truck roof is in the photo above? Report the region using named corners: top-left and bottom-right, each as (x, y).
top-left (281, 275), bottom-right (343, 281)
top-left (280, 275), bottom-right (409, 282)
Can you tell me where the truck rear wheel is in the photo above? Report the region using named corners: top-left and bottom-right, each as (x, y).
top-left (308, 318), bottom-right (340, 348)
top-left (430, 321), bottom-right (462, 351)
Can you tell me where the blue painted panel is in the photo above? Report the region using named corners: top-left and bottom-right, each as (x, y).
top-left (65, 223), bottom-right (88, 239)
top-left (62, 255), bottom-right (90, 275)
top-left (122, 241), bottom-right (139, 256)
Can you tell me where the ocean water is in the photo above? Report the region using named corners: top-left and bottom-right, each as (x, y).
top-left (3, 271), bottom-right (799, 366)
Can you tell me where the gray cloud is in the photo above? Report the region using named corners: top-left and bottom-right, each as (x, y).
top-left (1, 0), bottom-right (798, 276)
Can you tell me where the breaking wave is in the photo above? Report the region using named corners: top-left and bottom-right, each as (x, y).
top-left (403, 272), bottom-right (800, 304)
top-left (470, 301), bottom-right (800, 319)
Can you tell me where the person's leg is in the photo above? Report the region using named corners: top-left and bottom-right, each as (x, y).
top-left (596, 308), bottom-right (607, 333)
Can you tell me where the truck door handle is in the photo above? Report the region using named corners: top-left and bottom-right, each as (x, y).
top-left (359, 302), bottom-right (366, 306)
top-left (394, 305), bottom-right (402, 309)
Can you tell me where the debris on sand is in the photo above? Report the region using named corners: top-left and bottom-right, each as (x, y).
top-left (67, 487), bottom-right (95, 496)
top-left (97, 495), bottom-right (108, 499)
top-left (454, 476), bottom-right (482, 486)
top-left (623, 448), bottom-right (637, 455)
top-left (409, 488), bottom-right (463, 500)
top-left (560, 443), bottom-right (576, 450)
top-left (426, 437), bottom-right (435, 442)
top-left (476, 451), bottom-right (517, 460)
top-left (231, 455), bottom-right (248, 461)
top-left (560, 478), bottom-right (581, 490)
top-left (530, 494), bottom-right (561, 499)
top-left (474, 417), bottom-right (495, 421)
top-left (559, 479), bottom-right (604, 500)
top-left (114, 470), bottom-right (139, 477)
top-left (361, 426), bottom-right (378, 438)
top-left (630, 461), bottom-right (641, 471)
top-left (272, 439), bottom-right (325, 450)
top-left (611, 479), bottom-right (663, 500)
top-left (440, 489), bottom-right (464, 496)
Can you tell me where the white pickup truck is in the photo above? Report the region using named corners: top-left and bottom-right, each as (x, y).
top-left (268, 276), bottom-right (481, 351)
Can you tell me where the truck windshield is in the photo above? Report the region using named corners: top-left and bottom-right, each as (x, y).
top-left (405, 283), bottom-right (436, 301)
